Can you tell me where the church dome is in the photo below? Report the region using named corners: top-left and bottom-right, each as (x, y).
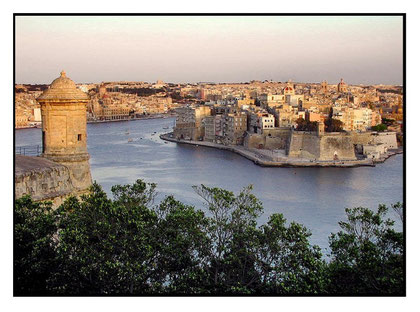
top-left (37, 71), bottom-right (89, 101)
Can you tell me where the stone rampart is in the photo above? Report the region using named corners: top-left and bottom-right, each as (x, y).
top-left (319, 133), bottom-right (356, 160)
top-left (350, 131), bottom-right (397, 149)
top-left (287, 131), bottom-right (320, 158)
top-left (244, 132), bottom-right (265, 149)
top-left (245, 128), bottom-right (291, 150)
top-left (15, 155), bottom-right (75, 207)
top-left (287, 131), bottom-right (356, 160)
top-left (372, 132), bottom-right (398, 149)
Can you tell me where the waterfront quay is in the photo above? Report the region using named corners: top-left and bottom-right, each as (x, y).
top-left (160, 132), bottom-right (402, 168)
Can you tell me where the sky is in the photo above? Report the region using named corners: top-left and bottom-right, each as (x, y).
top-left (15, 16), bottom-right (403, 85)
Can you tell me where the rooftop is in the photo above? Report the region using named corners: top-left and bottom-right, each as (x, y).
top-left (37, 70), bottom-right (89, 102)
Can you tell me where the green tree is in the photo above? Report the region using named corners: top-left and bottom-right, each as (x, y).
top-left (324, 107), bottom-right (344, 132)
top-left (327, 204), bottom-right (404, 295)
top-left (256, 214), bottom-right (328, 294)
top-left (193, 184), bottom-right (264, 293)
top-left (381, 117), bottom-right (395, 126)
top-left (371, 123), bottom-right (387, 132)
top-left (14, 196), bottom-right (57, 295)
top-left (50, 181), bottom-right (159, 295)
top-left (192, 185), bottom-right (327, 295)
top-left (296, 117), bottom-right (318, 132)
top-left (152, 196), bottom-right (210, 294)
top-left (14, 180), bottom-right (404, 296)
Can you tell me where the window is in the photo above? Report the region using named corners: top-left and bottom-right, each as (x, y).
top-left (78, 134), bottom-right (82, 141)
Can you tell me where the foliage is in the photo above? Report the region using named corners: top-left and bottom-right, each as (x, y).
top-left (255, 214), bottom-right (328, 294)
top-left (153, 195), bottom-right (210, 294)
top-left (381, 117), bottom-right (396, 126)
top-left (14, 196), bottom-right (57, 295)
top-left (295, 117), bottom-right (318, 132)
top-left (193, 184), bottom-right (264, 293)
top-left (327, 204), bottom-right (404, 295)
top-left (371, 123), bottom-right (388, 132)
top-left (324, 107), bottom-right (344, 132)
top-left (49, 181), bottom-right (158, 295)
top-left (14, 181), bottom-right (404, 296)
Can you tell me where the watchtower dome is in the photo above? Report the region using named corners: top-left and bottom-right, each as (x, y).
top-left (37, 70), bottom-right (92, 192)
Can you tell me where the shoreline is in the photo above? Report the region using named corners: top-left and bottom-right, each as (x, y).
top-left (160, 133), bottom-right (402, 168)
top-left (87, 114), bottom-right (175, 124)
top-left (15, 114), bottom-right (176, 129)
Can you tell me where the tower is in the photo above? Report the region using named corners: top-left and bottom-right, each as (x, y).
top-left (321, 80), bottom-right (328, 94)
top-left (317, 119), bottom-right (325, 136)
top-left (337, 78), bottom-right (347, 93)
top-left (37, 70), bottom-right (92, 192)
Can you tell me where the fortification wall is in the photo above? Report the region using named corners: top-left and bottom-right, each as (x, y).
top-left (173, 127), bottom-right (195, 140)
top-left (319, 133), bottom-right (357, 160)
top-left (350, 132), bottom-right (373, 145)
top-left (263, 128), bottom-right (291, 150)
top-left (244, 132), bottom-right (264, 148)
top-left (372, 132), bottom-right (398, 149)
top-left (265, 136), bottom-right (288, 150)
top-left (350, 131), bottom-right (398, 149)
top-left (287, 131), bottom-right (320, 159)
top-left (287, 131), bottom-right (303, 157)
top-left (15, 155), bottom-right (75, 207)
top-left (244, 129), bottom-right (291, 150)
top-left (288, 131), bottom-right (356, 160)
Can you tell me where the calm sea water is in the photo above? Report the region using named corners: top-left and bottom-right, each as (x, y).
top-left (15, 118), bottom-right (404, 252)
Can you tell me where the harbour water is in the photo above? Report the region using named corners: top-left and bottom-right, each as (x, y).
top-left (15, 117), bottom-right (404, 252)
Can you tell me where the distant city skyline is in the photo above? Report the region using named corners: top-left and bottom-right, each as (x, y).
top-left (15, 16), bottom-right (403, 85)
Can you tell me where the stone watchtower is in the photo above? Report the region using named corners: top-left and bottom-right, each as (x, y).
top-left (37, 71), bottom-right (92, 193)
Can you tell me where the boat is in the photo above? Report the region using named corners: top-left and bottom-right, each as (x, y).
top-left (128, 138), bottom-right (133, 142)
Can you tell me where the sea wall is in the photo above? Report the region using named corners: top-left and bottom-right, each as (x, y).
top-left (244, 128), bottom-right (291, 150)
top-left (319, 133), bottom-right (357, 160)
top-left (372, 132), bottom-right (398, 149)
top-left (350, 131), bottom-right (398, 149)
top-left (287, 131), bottom-right (356, 160)
top-left (287, 131), bottom-right (320, 159)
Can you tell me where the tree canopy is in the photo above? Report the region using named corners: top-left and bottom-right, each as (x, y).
top-left (295, 117), bottom-right (318, 132)
top-left (14, 180), bottom-right (404, 296)
top-left (371, 123), bottom-right (388, 132)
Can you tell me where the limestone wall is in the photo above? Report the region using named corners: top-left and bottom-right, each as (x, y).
top-left (372, 132), bottom-right (398, 149)
top-left (350, 132), bottom-right (373, 145)
top-left (15, 156), bottom-right (74, 206)
top-left (287, 131), bottom-right (356, 160)
top-left (173, 127), bottom-right (195, 140)
top-left (350, 131), bottom-right (397, 149)
top-left (319, 134), bottom-right (356, 160)
top-left (244, 128), bottom-right (290, 150)
top-left (244, 132), bottom-right (265, 149)
top-left (288, 131), bottom-right (320, 159)
top-left (287, 131), bottom-right (320, 159)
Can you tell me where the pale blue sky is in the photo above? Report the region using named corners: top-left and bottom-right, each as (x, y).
top-left (15, 16), bottom-right (403, 85)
